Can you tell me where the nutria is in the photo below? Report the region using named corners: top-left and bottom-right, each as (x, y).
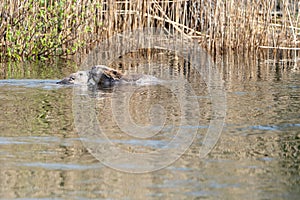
top-left (57, 65), bottom-right (157, 88)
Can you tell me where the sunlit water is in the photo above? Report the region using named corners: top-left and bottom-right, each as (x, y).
top-left (0, 53), bottom-right (299, 199)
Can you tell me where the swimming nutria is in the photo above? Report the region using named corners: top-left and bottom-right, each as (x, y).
top-left (57, 65), bottom-right (151, 88)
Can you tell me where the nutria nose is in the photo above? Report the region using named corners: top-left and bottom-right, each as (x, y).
top-left (57, 78), bottom-right (71, 84)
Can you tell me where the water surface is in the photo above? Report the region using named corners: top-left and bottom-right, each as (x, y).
top-left (0, 52), bottom-right (299, 199)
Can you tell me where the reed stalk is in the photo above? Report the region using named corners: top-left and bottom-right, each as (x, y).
top-left (0, 0), bottom-right (299, 62)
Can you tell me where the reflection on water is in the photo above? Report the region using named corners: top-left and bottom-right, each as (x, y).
top-left (0, 51), bottom-right (299, 199)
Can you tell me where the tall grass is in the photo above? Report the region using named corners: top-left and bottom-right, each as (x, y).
top-left (0, 0), bottom-right (299, 62)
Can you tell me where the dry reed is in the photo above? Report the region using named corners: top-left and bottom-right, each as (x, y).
top-left (0, 0), bottom-right (299, 62)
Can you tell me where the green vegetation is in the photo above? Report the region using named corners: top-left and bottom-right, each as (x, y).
top-left (0, 0), bottom-right (299, 62)
top-left (0, 0), bottom-right (101, 61)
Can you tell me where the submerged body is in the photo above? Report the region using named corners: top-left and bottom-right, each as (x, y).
top-left (57, 65), bottom-right (160, 88)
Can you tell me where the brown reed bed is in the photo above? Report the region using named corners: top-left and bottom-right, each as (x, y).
top-left (0, 0), bottom-right (299, 62)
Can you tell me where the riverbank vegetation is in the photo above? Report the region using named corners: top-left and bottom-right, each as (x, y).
top-left (0, 0), bottom-right (299, 62)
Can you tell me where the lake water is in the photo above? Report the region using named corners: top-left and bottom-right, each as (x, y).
top-left (0, 51), bottom-right (299, 199)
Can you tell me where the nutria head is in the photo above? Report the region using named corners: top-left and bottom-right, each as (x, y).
top-left (57, 71), bottom-right (88, 85)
